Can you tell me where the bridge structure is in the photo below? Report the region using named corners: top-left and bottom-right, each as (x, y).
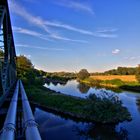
top-left (0, 0), bottom-right (42, 139)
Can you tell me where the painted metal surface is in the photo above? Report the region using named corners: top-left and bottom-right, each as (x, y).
top-left (20, 80), bottom-right (42, 140)
top-left (0, 80), bottom-right (19, 140)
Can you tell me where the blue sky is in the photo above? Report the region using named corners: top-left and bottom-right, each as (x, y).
top-left (9, 0), bottom-right (140, 72)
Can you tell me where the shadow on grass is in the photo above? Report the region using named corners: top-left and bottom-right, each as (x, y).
top-left (120, 85), bottom-right (140, 93)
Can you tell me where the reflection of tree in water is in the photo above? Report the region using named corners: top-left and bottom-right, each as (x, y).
top-left (46, 81), bottom-right (50, 86)
top-left (59, 81), bottom-right (67, 86)
top-left (136, 98), bottom-right (140, 113)
top-left (74, 124), bottom-right (128, 140)
top-left (77, 83), bottom-right (90, 94)
top-left (52, 82), bottom-right (58, 86)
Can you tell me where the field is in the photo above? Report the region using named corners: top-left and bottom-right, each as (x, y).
top-left (91, 75), bottom-right (137, 82)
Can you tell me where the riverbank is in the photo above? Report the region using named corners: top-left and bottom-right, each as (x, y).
top-left (25, 85), bottom-right (131, 124)
top-left (80, 77), bottom-right (140, 93)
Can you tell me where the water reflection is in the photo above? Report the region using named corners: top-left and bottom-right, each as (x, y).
top-left (34, 108), bottom-right (128, 140)
top-left (45, 80), bottom-right (119, 98)
top-left (136, 97), bottom-right (140, 113)
top-left (74, 124), bottom-right (128, 140)
top-left (77, 83), bottom-right (90, 94)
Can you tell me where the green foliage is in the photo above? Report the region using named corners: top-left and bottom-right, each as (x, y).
top-left (46, 72), bottom-right (76, 79)
top-left (17, 55), bottom-right (35, 84)
top-left (103, 79), bottom-right (124, 86)
top-left (25, 85), bottom-right (131, 123)
top-left (16, 55), bottom-right (44, 85)
top-left (77, 69), bottom-right (90, 80)
top-left (91, 66), bottom-right (137, 75)
top-left (104, 67), bottom-right (137, 75)
top-left (87, 92), bottom-right (131, 123)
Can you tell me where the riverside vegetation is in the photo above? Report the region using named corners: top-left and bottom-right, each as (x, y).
top-left (16, 55), bottom-right (134, 124)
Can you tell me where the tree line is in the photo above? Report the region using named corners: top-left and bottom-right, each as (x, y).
top-left (16, 55), bottom-right (140, 84)
top-left (91, 67), bottom-right (137, 75)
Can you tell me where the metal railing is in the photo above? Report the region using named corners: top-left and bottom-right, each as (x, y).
top-left (20, 80), bottom-right (42, 140)
top-left (0, 80), bottom-right (19, 140)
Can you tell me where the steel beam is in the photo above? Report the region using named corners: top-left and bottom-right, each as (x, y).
top-left (20, 80), bottom-right (42, 140)
top-left (0, 80), bottom-right (19, 140)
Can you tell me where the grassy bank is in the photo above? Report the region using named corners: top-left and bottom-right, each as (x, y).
top-left (25, 85), bottom-right (131, 124)
top-left (81, 75), bottom-right (140, 92)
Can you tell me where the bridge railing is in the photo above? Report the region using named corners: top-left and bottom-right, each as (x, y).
top-left (0, 80), bottom-right (19, 140)
top-left (20, 80), bottom-right (42, 140)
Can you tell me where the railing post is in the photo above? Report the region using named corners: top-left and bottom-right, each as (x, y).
top-left (0, 80), bottom-right (19, 140)
top-left (20, 80), bottom-right (42, 140)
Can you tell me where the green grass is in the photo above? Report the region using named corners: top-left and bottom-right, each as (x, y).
top-left (25, 85), bottom-right (131, 124)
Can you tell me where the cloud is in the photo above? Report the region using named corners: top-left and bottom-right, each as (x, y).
top-left (13, 26), bottom-right (52, 41)
top-left (16, 44), bottom-right (68, 51)
top-left (13, 26), bottom-right (87, 43)
top-left (9, 1), bottom-right (117, 39)
top-left (49, 33), bottom-right (88, 43)
top-left (9, 1), bottom-right (87, 43)
top-left (45, 21), bottom-right (118, 38)
top-left (124, 56), bottom-right (140, 61)
top-left (96, 28), bottom-right (118, 33)
top-left (54, 0), bottom-right (94, 15)
top-left (112, 49), bottom-right (120, 54)
top-left (9, 1), bottom-right (50, 33)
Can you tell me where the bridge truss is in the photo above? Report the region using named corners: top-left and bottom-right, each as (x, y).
top-left (0, 0), bottom-right (42, 139)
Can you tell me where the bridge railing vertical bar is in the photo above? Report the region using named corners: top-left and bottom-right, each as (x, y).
top-left (0, 80), bottom-right (19, 140)
top-left (19, 80), bottom-right (42, 140)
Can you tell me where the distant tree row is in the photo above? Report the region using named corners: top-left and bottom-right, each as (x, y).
top-left (15, 55), bottom-right (140, 84)
top-left (91, 67), bottom-right (137, 76)
top-left (105, 67), bottom-right (137, 75)
top-left (46, 72), bottom-right (76, 79)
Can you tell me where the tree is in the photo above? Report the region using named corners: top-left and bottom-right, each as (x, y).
top-left (16, 55), bottom-right (35, 84)
top-left (77, 69), bottom-right (90, 80)
top-left (136, 65), bottom-right (140, 83)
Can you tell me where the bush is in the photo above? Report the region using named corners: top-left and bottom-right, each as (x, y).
top-left (77, 69), bottom-right (90, 80)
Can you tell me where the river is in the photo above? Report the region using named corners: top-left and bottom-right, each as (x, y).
top-left (34, 80), bottom-right (140, 140)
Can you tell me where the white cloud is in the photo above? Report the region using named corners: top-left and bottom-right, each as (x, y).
top-left (96, 28), bottom-right (118, 33)
top-left (45, 21), bottom-right (118, 38)
top-left (124, 56), bottom-right (140, 61)
top-left (55, 1), bottom-right (94, 15)
top-left (112, 49), bottom-right (120, 54)
top-left (13, 26), bottom-right (52, 41)
top-left (9, 1), bottom-right (87, 43)
top-left (9, 1), bottom-right (50, 33)
top-left (9, 1), bottom-right (117, 39)
top-left (16, 44), bottom-right (68, 51)
top-left (13, 26), bottom-right (87, 43)
top-left (49, 33), bottom-right (88, 43)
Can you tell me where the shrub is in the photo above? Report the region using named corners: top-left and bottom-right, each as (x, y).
top-left (77, 69), bottom-right (90, 80)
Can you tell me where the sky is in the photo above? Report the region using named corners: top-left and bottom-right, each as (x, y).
top-left (8, 0), bottom-right (140, 72)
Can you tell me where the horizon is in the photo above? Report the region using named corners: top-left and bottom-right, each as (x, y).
top-left (34, 64), bottom-right (138, 73)
top-left (9, 0), bottom-right (140, 72)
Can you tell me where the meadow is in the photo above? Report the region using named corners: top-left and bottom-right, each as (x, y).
top-left (90, 75), bottom-right (137, 82)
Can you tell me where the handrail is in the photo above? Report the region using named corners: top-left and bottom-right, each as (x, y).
top-left (0, 80), bottom-right (19, 140)
top-left (19, 80), bottom-right (42, 140)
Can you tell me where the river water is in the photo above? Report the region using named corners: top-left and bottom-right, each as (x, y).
top-left (34, 80), bottom-right (140, 140)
